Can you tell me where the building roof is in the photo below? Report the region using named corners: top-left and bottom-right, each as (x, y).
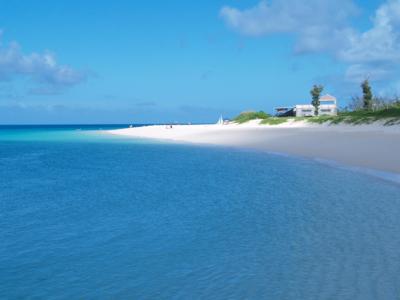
top-left (274, 107), bottom-right (293, 110)
top-left (319, 94), bottom-right (337, 101)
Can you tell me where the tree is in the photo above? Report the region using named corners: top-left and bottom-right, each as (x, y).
top-left (361, 79), bottom-right (373, 110)
top-left (310, 85), bottom-right (324, 116)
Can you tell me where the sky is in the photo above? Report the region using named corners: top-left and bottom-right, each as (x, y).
top-left (0, 0), bottom-right (399, 124)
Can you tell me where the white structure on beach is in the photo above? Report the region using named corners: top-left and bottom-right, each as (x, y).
top-left (216, 115), bottom-right (224, 125)
top-left (294, 105), bottom-right (315, 117)
top-left (290, 94), bottom-right (338, 117)
top-left (318, 94), bottom-right (338, 116)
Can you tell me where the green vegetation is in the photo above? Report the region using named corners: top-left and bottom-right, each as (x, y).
top-left (234, 105), bottom-right (400, 126)
top-left (233, 111), bottom-right (270, 124)
top-left (310, 84), bottom-right (324, 116)
top-left (307, 81), bottom-right (400, 125)
top-left (233, 80), bottom-right (400, 126)
top-left (361, 79), bottom-right (373, 110)
top-left (233, 106), bottom-right (400, 126)
top-left (260, 117), bottom-right (290, 125)
top-left (307, 105), bottom-right (400, 126)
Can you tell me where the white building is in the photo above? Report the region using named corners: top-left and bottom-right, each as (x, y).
top-left (277, 94), bottom-right (338, 118)
top-left (318, 94), bottom-right (338, 116)
top-left (294, 105), bottom-right (315, 117)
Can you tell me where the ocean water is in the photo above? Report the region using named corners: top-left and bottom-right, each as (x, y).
top-left (1, 125), bottom-right (400, 299)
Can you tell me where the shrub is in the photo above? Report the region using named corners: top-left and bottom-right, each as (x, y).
top-left (260, 117), bottom-right (289, 125)
top-left (233, 111), bottom-right (270, 124)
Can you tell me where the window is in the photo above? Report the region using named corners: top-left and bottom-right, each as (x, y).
top-left (320, 101), bottom-right (336, 105)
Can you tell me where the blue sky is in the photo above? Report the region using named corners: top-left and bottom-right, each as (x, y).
top-left (0, 0), bottom-right (398, 124)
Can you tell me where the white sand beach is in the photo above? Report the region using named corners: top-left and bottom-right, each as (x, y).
top-left (109, 121), bottom-right (400, 175)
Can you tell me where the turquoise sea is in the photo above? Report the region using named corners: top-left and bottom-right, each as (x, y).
top-left (1, 125), bottom-right (400, 299)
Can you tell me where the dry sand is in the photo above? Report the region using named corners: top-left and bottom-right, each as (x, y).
top-left (108, 120), bottom-right (400, 175)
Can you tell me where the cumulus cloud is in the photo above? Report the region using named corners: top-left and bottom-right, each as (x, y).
top-left (0, 33), bottom-right (87, 92)
top-left (220, 0), bottom-right (400, 83)
top-left (340, 0), bottom-right (400, 82)
top-left (339, 0), bottom-right (400, 63)
top-left (220, 0), bottom-right (358, 53)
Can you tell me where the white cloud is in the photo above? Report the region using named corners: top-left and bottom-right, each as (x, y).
top-left (220, 0), bottom-right (358, 53)
top-left (339, 0), bottom-right (400, 63)
top-left (220, 2), bottom-right (295, 36)
top-left (220, 0), bottom-right (400, 83)
top-left (344, 64), bottom-right (393, 83)
top-left (0, 33), bottom-right (87, 91)
top-left (340, 0), bottom-right (400, 82)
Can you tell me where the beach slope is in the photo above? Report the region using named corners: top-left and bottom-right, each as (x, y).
top-left (109, 122), bottom-right (400, 174)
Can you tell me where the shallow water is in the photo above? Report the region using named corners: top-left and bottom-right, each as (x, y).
top-left (1, 126), bottom-right (400, 299)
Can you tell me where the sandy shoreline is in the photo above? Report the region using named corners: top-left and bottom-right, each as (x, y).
top-left (108, 121), bottom-right (400, 175)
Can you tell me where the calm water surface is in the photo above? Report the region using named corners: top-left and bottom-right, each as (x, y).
top-left (1, 126), bottom-right (400, 299)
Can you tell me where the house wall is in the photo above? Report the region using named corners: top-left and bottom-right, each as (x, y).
top-left (318, 105), bottom-right (337, 116)
top-left (295, 105), bottom-right (315, 117)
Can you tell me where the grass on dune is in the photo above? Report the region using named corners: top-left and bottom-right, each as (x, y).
top-left (260, 116), bottom-right (309, 125)
top-left (307, 106), bottom-right (400, 126)
top-left (260, 117), bottom-right (291, 125)
top-left (232, 105), bottom-right (400, 126)
top-left (233, 111), bottom-right (270, 124)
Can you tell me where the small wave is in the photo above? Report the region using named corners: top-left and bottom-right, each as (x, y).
top-left (313, 158), bottom-right (400, 185)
